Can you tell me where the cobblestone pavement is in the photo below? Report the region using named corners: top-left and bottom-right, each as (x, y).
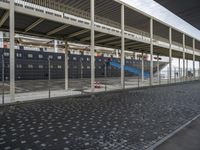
top-left (0, 81), bottom-right (200, 150)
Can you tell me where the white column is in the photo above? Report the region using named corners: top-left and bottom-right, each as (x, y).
top-left (193, 38), bottom-right (195, 79)
top-left (65, 41), bottom-right (69, 90)
top-left (186, 59), bottom-right (188, 78)
top-left (178, 58), bottom-right (181, 80)
top-left (169, 27), bottom-right (172, 83)
top-left (141, 53), bottom-right (144, 82)
top-left (90, 0), bottom-right (95, 92)
top-left (54, 40), bottom-right (58, 53)
top-left (150, 18), bottom-right (153, 86)
top-left (199, 61), bottom-right (200, 79)
top-left (121, 4), bottom-right (125, 89)
top-left (182, 34), bottom-right (185, 81)
top-left (157, 54), bottom-right (160, 83)
top-left (10, 0), bottom-right (15, 102)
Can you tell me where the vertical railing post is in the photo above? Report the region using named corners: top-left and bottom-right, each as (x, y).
top-left (121, 4), bottom-right (125, 89)
top-left (65, 41), bottom-right (69, 91)
top-left (90, 0), bottom-right (95, 92)
top-left (169, 27), bottom-right (172, 84)
top-left (178, 58), bottom-right (181, 82)
top-left (157, 54), bottom-right (160, 85)
top-left (141, 52), bottom-right (144, 82)
top-left (10, 0), bottom-right (15, 102)
top-left (182, 34), bottom-right (186, 82)
top-left (193, 39), bottom-right (196, 80)
top-left (150, 18), bottom-right (153, 86)
top-left (2, 54), bottom-right (5, 104)
top-left (48, 58), bottom-right (51, 99)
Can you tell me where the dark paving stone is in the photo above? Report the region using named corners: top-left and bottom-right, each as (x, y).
top-left (0, 81), bottom-right (200, 150)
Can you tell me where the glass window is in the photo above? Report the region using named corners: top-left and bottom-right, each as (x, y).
top-left (49, 55), bottom-right (53, 59)
top-left (98, 66), bottom-right (101, 69)
top-left (87, 66), bottom-right (90, 69)
top-left (28, 54), bottom-right (33, 58)
top-left (16, 64), bottom-right (22, 68)
top-left (73, 57), bottom-right (77, 61)
top-left (57, 56), bottom-right (62, 60)
top-left (87, 57), bottom-right (90, 61)
top-left (38, 54), bottom-right (43, 59)
top-left (28, 64), bottom-right (33, 68)
top-left (57, 65), bottom-right (62, 69)
top-left (4, 52), bottom-right (9, 57)
top-left (50, 65), bottom-right (53, 69)
top-left (38, 65), bottom-right (43, 69)
top-left (16, 53), bottom-right (22, 58)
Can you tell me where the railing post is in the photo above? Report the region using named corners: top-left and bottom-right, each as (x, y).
top-left (169, 27), bottom-right (172, 84)
top-left (182, 34), bottom-right (186, 82)
top-left (10, 0), bottom-right (15, 102)
top-left (90, 0), bottom-right (95, 92)
top-left (65, 41), bottom-right (69, 91)
top-left (121, 4), bottom-right (125, 89)
top-left (193, 39), bottom-right (196, 80)
top-left (150, 18), bottom-right (153, 86)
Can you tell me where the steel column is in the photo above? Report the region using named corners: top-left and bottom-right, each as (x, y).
top-left (193, 39), bottom-right (195, 79)
top-left (157, 54), bottom-right (160, 83)
top-left (182, 34), bottom-right (186, 81)
top-left (90, 0), bottom-right (95, 92)
top-left (10, 0), bottom-right (15, 102)
top-left (121, 4), bottom-right (125, 89)
top-left (169, 27), bottom-right (172, 83)
top-left (178, 58), bottom-right (181, 80)
top-left (141, 52), bottom-right (144, 82)
top-left (65, 41), bottom-right (69, 90)
top-left (150, 18), bottom-right (153, 86)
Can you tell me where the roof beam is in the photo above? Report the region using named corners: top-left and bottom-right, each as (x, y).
top-left (127, 44), bottom-right (149, 49)
top-left (80, 33), bottom-right (106, 42)
top-left (96, 36), bottom-right (120, 44)
top-left (68, 29), bottom-right (88, 38)
top-left (25, 18), bottom-right (44, 32)
top-left (0, 11), bottom-right (9, 27)
top-left (47, 24), bottom-right (70, 36)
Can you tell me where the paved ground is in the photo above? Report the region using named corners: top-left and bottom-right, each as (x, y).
top-left (155, 116), bottom-right (200, 150)
top-left (0, 81), bottom-right (200, 150)
top-left (0, 77), bottom-right (175, 94)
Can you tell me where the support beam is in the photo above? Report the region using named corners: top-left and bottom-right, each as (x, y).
top-left (80, 33), bottom-right (106, 42)
top-left (141, 52), bottom-right (144, 82)
top-left (10, 0), bottom-right (15, 102)
top-left (193, 39), bottom-right (195, 79)
top-left (90, 0), bottom-right (95, 92)
top-left (169, 27), bottom-right (172, 83)
top-left (121, 4), bottom-right (125, 89)
top-left (25, 18), bottom-right (44, 32)
top-left (65, 41), bottom-right (69, 90)
top-left (68, 29), bottom-right (88, 38)
top-left (96, 36), bottom-right (119, 44)
top-left (150, 18), bottom-right (153, 86)
top-left (182, 34), bottom-right (186, 81)
top-left (0, 11), bottom-right (9, 27)
top-left (47, 24), bottom-right (70, 36)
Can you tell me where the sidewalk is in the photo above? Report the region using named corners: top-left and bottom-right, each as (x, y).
top-left (155, 116), bottom-right (200, 150)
